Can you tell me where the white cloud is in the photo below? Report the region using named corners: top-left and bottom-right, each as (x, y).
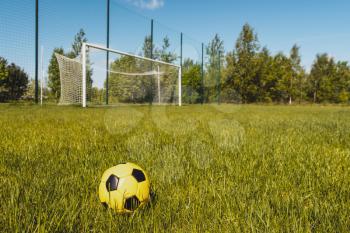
top-left (128, 0), bottom-right (164, 10)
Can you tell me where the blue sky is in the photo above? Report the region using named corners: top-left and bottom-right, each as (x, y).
top-left (1, 0), bottom-right (350, 80)
top-left (124, 0), bottom-right (350, 70)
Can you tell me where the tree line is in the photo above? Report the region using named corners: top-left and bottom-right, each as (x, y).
top-left (199, 24), bottom-right (350, 104)
top-left (1, 23), bottom-right (349, 104)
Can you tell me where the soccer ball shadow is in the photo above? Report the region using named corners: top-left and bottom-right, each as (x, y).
top-left (145, 188), bottom-right (158, 210)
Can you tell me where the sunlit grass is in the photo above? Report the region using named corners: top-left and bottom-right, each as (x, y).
top-left (1, 104), bottom-right (350, 232)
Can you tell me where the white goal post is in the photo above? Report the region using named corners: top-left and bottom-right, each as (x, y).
top-left (81, 43), bottom-right (182, 107)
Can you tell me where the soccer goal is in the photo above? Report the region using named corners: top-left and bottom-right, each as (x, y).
top-left (56, 43), bottom-right (182, 107)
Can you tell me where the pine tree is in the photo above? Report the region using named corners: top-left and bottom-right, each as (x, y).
top-left (68, 29), bottom-right (87, 58)
top-left (206, 34), bottom-right (224, 102)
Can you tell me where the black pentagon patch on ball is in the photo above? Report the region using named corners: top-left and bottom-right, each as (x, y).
top-left (132, 169), bottom-right (146, 182)
top-left (106, 175), bottom-right (119, 191)
top-left (124, 196), bottom-right (141, 211)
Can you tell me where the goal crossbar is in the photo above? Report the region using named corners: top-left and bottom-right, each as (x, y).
top-left (84, 43), bottom-right (180, 68)
top-left (82, 42), bottom-right (182, 107)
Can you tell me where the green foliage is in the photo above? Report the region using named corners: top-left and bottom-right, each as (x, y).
top-left (142, 35), bottom-right (153, 59)
top-left (182, 59), bottom-right (201, 103)
top-left (109, 56), bottom-right (149, 103)
top-left (67, 29), bottom-right (93, 82)
top-left (5, 63), bottom-right (29, 100)
top-left (234, 24), bottom-right (260, 103)
top-left (68, 29), bottom-right (87, 58)
top-left (0, 57), bottom-right (8, 80)
top-left (273, 53), bottom-right (293, 102)
top-left (48, 47), bottom-right (64, 100)
top-left (221, 51), bottom-right (243, 103)
top-left (205, 34), bottom-right (224, 102)
top-left (0, 57), bottom-right (9, 100)
top-left (289, 44), bottom-right (303, 104)
top-left (155, 36), bottom-right (177, 63)
top-left (107, 36), bottom-right (179, 104)
top-left (338, 90), bottom-right (349, 103)
top-left (309, 54), bottom-right (336, 103)
top-left (1, 105), bottom-right (350, 232)
top-left (255, 47), bottom-right (274, 102)
top-left (0, 57), bottom-right (28, 102)
top-left (334, 61), bottom-right (350, 103)
top-left (155, 37), bottom-right (178, 103)
top-left (208, 24), bottom-right (350, 104)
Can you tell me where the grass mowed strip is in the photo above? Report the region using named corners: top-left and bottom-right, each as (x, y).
top-left (1, 105), bottom-right (349, 232)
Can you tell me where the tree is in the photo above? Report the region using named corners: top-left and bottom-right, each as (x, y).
top-left (140, 36), bottom-right (157, 103)
top-left (109, 56), bottom-right (147, 103)
top-left (48, 48), bottom-right (64, 100)
top-left (0, 57), bottom-right (28, 102)
top-left (235, 23), bottom-right (260, 103)
top-left (309, 54), bottom-right (336, 103)
top-left (255, 47), bottom-right (274, 102)
top-left (68, 29), bottom-right (87, 58)
top-left (5, 63), bottom-right (29, 100)
top-left (272, 53), bottom-right (293, 102)
top-left (297, 70), bottom-right (308, 103)
top-left (289, 44), bottom-right (303, 104)
top-left (156, 36), bottom-right (177, 63)
top-left (154, 37), bottom-right (178, 103)
top-left (334, 62), bottom-right (350, 103)
top-left (73, 29), bottom-right (93, 100)
top-left (222, 51), bottom-right (240, 102)
top-left (142, 35), bottom-right (153, 59)
top-left (0, 57), bottom-right (9, 101)
top-left (109, 36), bottom-right (179, 104)
top-left (182, 58), bottom-right (202, 103)
top-left (67, 29), bottom-right (93, 92)
top-left (206, 34), bottom-right (224, 102)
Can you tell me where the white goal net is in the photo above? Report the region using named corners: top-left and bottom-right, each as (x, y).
top-left (56, 43), bottom-right (182, 107)
top-left (55, 54), bottom-right (83, 105)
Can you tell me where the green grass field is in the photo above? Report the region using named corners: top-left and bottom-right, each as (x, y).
top-left (1, 104), bottom-right (350, 232)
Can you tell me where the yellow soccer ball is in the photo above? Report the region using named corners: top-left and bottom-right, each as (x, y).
top-left (99, 163), bottom-right (151, 213)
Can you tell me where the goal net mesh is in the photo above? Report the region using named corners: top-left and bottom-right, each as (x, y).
top-left (56, 46), bottom-right (180, 106)
top-left (55, 53), bottom-right (83, 105)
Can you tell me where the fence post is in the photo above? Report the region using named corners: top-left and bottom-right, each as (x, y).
top-left (201, 43), bottom-right (204, 104)
top-left (106, 0), bottom-right (110, 105)
top-left (35, 0), bottom-right (39, 103)
top-left (150, 19), bottom-right (154, 59)
top-left (217, 50), bottom-right (221, 105)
